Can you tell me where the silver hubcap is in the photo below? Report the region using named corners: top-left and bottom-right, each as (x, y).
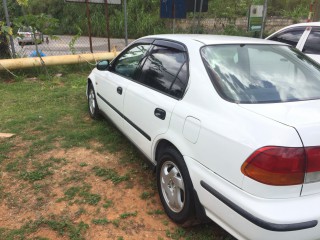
top-left (88, 89), bottom-right (96, 114)
top-left (160, 160), bottom-right (185, 213)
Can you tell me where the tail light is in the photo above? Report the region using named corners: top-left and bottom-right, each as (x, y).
top-left (305, 146), bottom-right (320, 183)
top-left (241, 146), bottom-right (320, 186)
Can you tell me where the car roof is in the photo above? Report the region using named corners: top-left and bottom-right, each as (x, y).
top-left (278, 22), bottom-right (320, 28)
top-left (266, 22), bottom-right (320, 39)
top-left (140, 34), bottom-right (284, 46)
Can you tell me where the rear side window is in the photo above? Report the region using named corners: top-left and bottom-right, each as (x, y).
top-left (268, 28), bottom-right (305, 47)
top-left (138, 45), bottom-right (188, 98)
top-left (303, 28), bottom-right (320, 54)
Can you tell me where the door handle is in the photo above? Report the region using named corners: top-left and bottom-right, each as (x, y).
top-left (117, 86), bottom-right (123, 95)
top-left (154, 108), bottom-right (166, 120)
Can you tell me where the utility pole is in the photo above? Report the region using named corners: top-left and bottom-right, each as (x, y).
top-left (2, 0), bottom-right (16, 57)
top-left (104, 0), bottom-right (111, 52)
top-left (124, 0), bottom-right (128, 46)
top-left (260, 0), bottom-right (268, 38)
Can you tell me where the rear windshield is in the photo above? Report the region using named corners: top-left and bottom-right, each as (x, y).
top-left (201, 44), bottom-right (320, 103)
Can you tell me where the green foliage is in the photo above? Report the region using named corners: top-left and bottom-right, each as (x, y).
top-left (69, 26), bottom-right (83, 54)
top-left (0, 21), bottom-right (13, 36)
top-left (281, 3), bottom-right (309, 22)
top-left (1, 0), bottom-right (313, 40)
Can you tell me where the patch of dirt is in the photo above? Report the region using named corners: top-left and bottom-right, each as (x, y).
top-left (0, 140), bottom-right (179, 239)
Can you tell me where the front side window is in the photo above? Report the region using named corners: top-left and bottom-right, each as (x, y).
top-left (268, 29), bottom-right (305, 47)
top-left (112, 44), bottom-right (150, 79)
top-left (201, 44), bottom-right (320, 103)
top-left (138, 46), bottom-right (188, 98)
top-left (303, 28), bottom-right (320, 54)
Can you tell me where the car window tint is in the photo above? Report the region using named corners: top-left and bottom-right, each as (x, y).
top-left (201, 44), bottom-right (320, 103)
top-left (113, 44), bottom-right (150, 79)
top-left (139, 46), bottom-right (187, 98)
top-left (303, 29), bottom-right (320, 54)
top-left (170, 63), bottom-right (188, 98)
top-left (269, 29), bottom-right (304, 47)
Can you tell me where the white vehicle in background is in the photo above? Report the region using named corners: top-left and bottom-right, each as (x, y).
top-left (266, 22), bottom-right (320, 63)
top-left (86, 34), bottom-right (320, 240)
top-left (17, 26), bottom-right (44, 46)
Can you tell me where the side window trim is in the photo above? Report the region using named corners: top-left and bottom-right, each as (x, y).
top-left (296, 27), bottom-right (312, 51)
top-left (301, 27), bottom-right (320, 54)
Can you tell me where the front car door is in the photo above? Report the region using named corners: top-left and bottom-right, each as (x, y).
top-left (95, 41), bottom-right (152, 128)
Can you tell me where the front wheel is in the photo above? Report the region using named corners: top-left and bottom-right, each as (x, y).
top-left (157, 147), bottom-right (196, 225)
top-left (88, 83), bottom-right (100, 119)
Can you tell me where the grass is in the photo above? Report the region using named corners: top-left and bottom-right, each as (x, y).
top-left (0, 216), bottom-right (88, 240)
top-left (92, 166), bottom-right (130, 184)
top-left (58, 184), bottom-right (101, 206)
top-left (0, 66), bottom-right (234, 240)
top-left (119, 211), bottom-right (137, 219)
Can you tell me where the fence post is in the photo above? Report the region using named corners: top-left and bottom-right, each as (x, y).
top-left (85, 0), bottom-right (93, 53)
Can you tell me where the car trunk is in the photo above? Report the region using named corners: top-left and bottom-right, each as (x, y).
top-left (239, 100), bottom-right (320, 196)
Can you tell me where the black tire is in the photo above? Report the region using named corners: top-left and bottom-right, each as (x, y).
top-left (157, 147), bottom-right (196, 225)
top-left (88, 83), bottom-right (100, 119)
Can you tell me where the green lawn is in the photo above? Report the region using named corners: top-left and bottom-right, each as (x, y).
top-left (0, 67), bottom-right (234, 240)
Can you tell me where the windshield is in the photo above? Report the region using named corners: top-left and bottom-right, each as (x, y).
top-left (201, 44), bottom-right (320, 103)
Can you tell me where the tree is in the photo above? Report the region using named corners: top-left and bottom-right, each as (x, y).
top-left (0, 21), bottom-right (12, 59)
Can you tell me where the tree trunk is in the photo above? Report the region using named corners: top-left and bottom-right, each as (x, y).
top-left (0, 8), bottom-right (11, 59)
top-left (0, 35), bottom-right (11, 59)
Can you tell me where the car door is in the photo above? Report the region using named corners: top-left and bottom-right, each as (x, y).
top-left (300, 27), bottom-right (320, 63)
top-left (122, 40), bottom-right (189, 159)
top-left (95, 42), bottom-right (151, 129)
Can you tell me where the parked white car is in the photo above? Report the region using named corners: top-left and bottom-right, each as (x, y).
top-left (266, 22), bottom-right (320, 63)
top-left (87, 34), bottom-right (320, 240)
top-left (17, 26), bottom-right (44, 45)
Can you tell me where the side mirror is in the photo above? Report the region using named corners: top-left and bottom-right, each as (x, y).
top-left (97, 60), bottom-right (110, 71)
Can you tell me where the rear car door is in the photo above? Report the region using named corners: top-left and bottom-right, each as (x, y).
top-left (95, 42), bottom-right (151, 129)
top-left (300, 27), bottom-right (320, 63)
top-left (123, 40), bottom-right (189, 159)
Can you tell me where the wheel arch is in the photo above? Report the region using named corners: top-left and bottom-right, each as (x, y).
top-left (154, 138), bottom-right (209, 224)
top-left (86, 77), bottom-right (96, 97)
top-left (155, 139), bottom-right (179, 163)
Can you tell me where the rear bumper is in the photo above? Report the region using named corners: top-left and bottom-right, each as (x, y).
top-left (185, 156), bottom-right (320, 240)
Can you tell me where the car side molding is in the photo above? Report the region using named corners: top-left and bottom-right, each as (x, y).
top-left (200, 180), bottom-right (318, 232)
top-left (97, 93), bottom-right (151, 141)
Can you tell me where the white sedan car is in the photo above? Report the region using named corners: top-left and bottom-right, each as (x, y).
top-left (87, 34), bottom-right (320, 240)
top-left (266, 22), bottom-right (320, 63)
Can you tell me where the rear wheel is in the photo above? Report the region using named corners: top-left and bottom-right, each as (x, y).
top-left (157, 147), bottom-right (196, 225)
top-left (88, 83), bottom-right (100, 119)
